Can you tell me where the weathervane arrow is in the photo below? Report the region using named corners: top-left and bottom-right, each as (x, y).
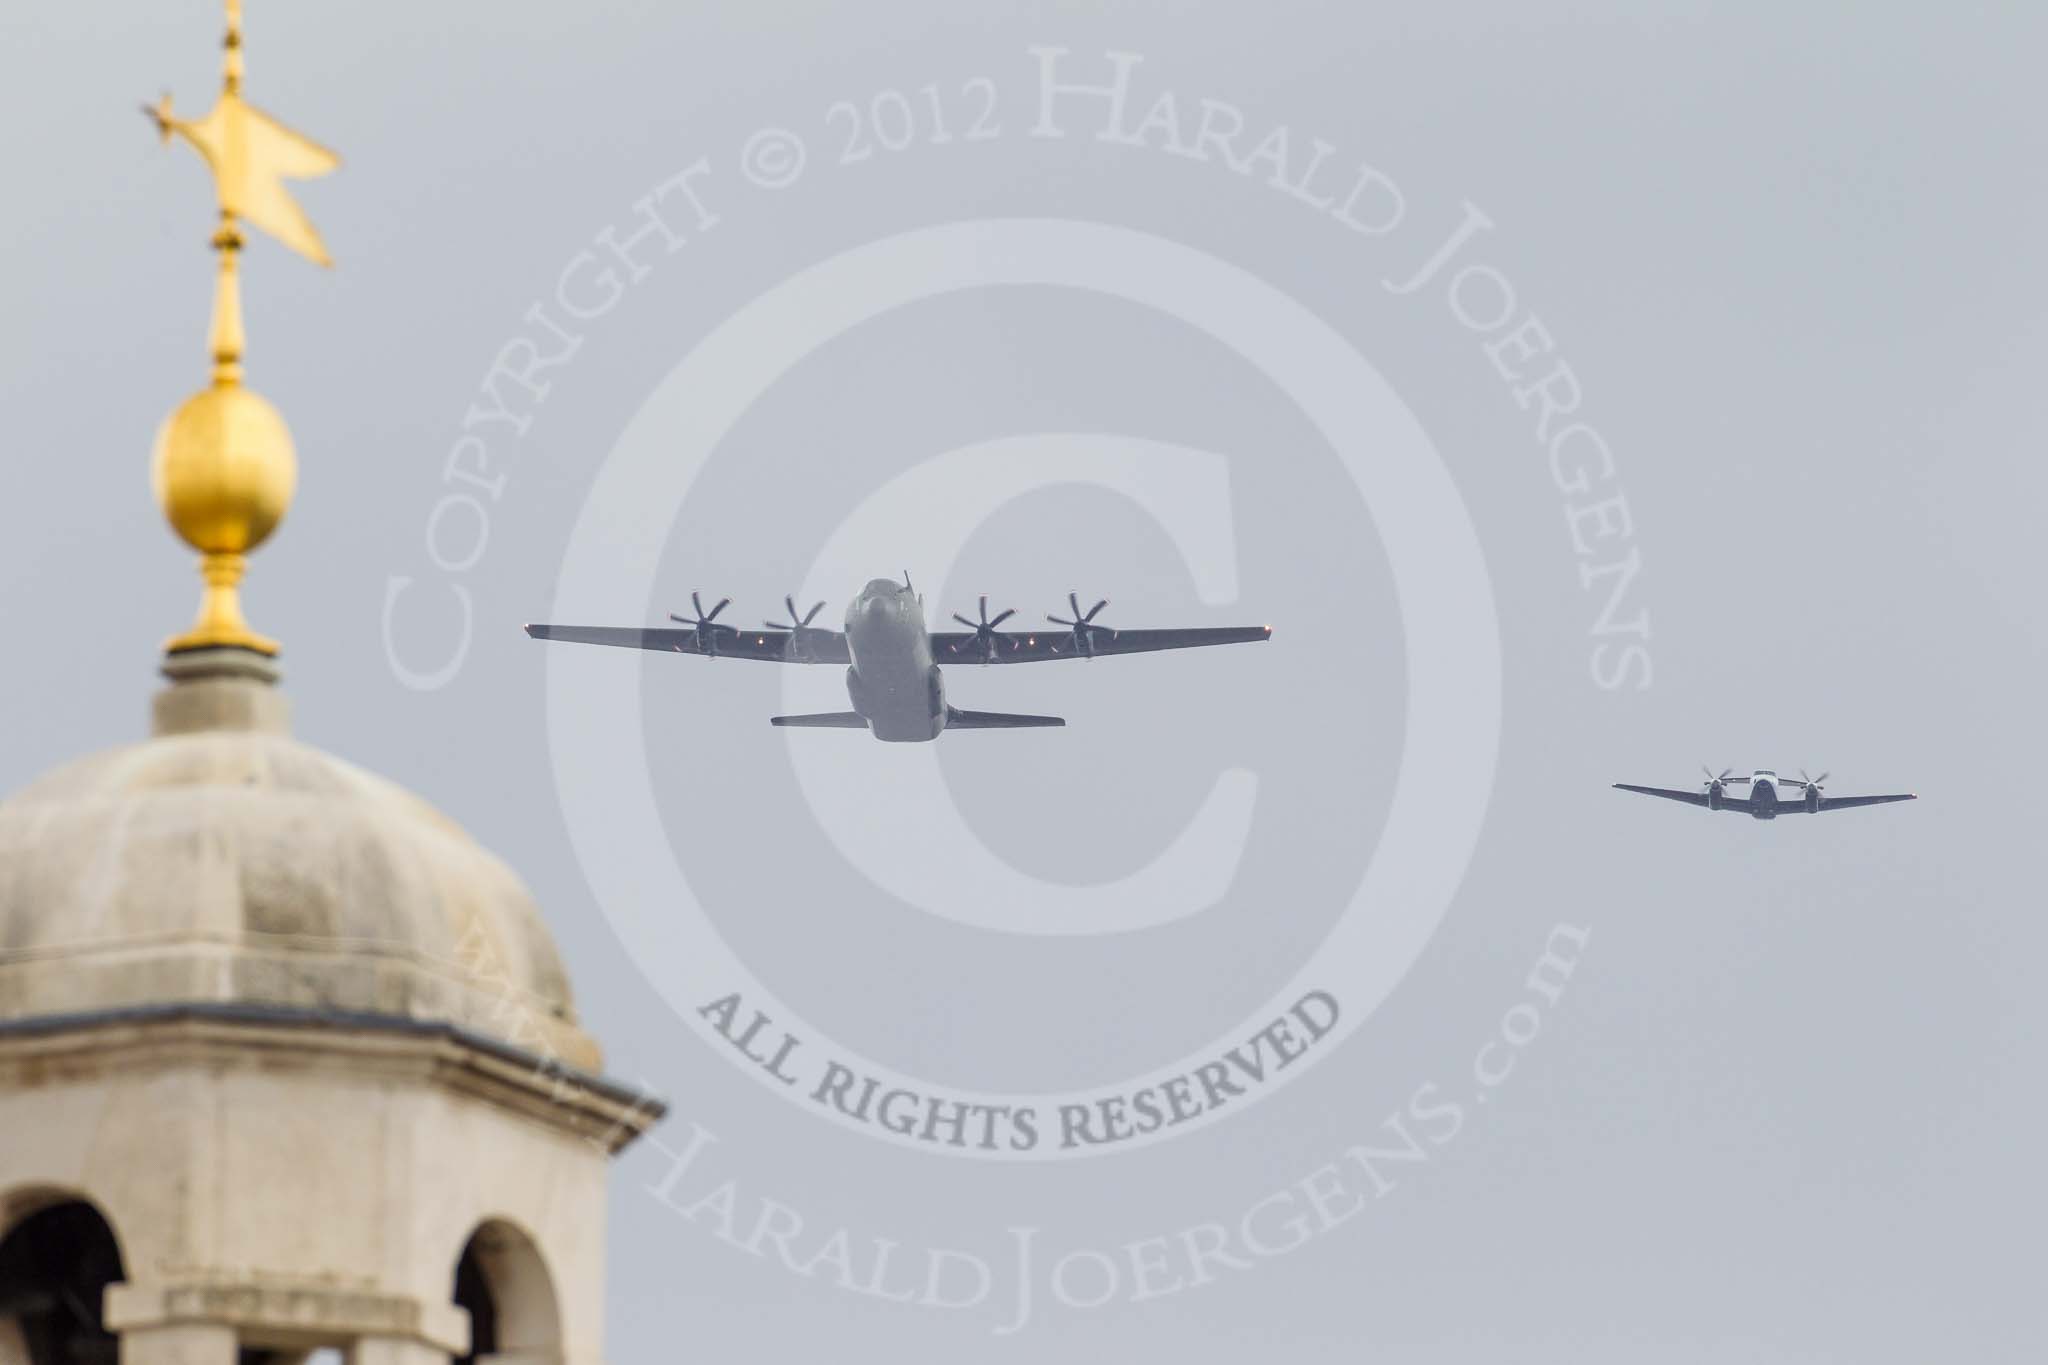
top-left (145, 0), bottom-right (338, 266)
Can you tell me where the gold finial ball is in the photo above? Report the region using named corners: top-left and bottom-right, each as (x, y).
top-left (151, 384), bottom-right (297, 555)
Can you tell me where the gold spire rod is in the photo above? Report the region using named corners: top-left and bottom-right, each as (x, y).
top-left (211, 0), bottom-right (245, 382)
top-left (146, 0), bottom-right (338, 657)
top-left (223, 0), bottom-right (244, 97)
top-left (208, 217), bottom-right (245, 386)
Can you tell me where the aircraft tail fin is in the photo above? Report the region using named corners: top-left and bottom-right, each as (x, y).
top-left (944, 707), bottom-right (1065, 730)
top-left (769, 711), bottom-right (868, 729)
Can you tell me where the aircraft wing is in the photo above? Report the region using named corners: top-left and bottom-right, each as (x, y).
top-left (1798, 792), bottom-right (1917, 813)
top-left (1612, 783), bottom-right (1727, 810)
top-left (932, 624), bottom-right (1271, 664)
top-left (525, 622), bottom-right (850, 664)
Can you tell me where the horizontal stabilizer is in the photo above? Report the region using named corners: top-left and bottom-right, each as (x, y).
top-left (769, 711), bottom-right (868, 729)
top-left (945, 707), bottom-right (1065, 730)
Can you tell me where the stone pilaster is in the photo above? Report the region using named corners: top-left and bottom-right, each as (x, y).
top-left (118, 1322), bottom-right (237, 1365)
top-left (350, 1337), bottom-right (451, 1365)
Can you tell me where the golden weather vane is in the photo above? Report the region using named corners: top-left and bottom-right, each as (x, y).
top-left (145, 0), bottom-right (338, 657)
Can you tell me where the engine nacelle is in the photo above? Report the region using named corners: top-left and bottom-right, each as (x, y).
top-left (1706, 783), bottom-right (1724, 811)
top-left (1806, 785), bottom-right (1823, 813)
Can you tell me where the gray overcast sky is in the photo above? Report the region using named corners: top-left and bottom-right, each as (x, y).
top-left (3, 1), bottom-right (2045, 1360)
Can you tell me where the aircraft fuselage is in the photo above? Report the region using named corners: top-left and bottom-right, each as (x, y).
top-left (843, 578), bottom-right (944, 741)
top-left (1729, 770), bottom-right (1820, 818)
top-left (1747, 773), bottom-right (1780, 819)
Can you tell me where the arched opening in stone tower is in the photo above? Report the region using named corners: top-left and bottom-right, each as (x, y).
top-left (0, 1192), bottom-right (125, 1365)
top-left (451, 1220), bottom-right (561, 1365)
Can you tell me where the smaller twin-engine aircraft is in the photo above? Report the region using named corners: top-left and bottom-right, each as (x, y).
top-left (527, 576), bottom-right (1270, 742)
top-left (1614, 768), bottom-right (1915, 820)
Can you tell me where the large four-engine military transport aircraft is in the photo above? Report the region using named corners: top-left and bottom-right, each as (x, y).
top-left (1614, 768), bottom-right (1916, 820)
top-left (528, 576), bottom-right (1271, 742)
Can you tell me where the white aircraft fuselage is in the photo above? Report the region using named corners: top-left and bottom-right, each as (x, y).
top-left (1708, 769), bottom-right (1819, 819)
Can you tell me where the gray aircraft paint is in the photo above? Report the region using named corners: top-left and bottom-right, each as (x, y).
top-left (844, 577), bottom-right (941, 739)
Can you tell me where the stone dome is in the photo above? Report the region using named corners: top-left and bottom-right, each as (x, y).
top-left (0, 652), bottom-right (598, 1071)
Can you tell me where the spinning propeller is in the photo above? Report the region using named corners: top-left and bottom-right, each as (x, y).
top-left (1793, 768), bottom-right (1830, 811)
top-left (768, 595), bottom-right (830, 659)
top-left (1048, 592), bottom-right (1112, 657)
top-left (1700, 766), bottom-right (1736, 790)
top-left (669, 592), bottom-right (730, 656)
top-left (950, 594), bottom-right (1016, 664)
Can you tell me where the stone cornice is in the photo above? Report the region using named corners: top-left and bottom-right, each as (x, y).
top-left (0, 1002), bottom-right (664, 1155)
